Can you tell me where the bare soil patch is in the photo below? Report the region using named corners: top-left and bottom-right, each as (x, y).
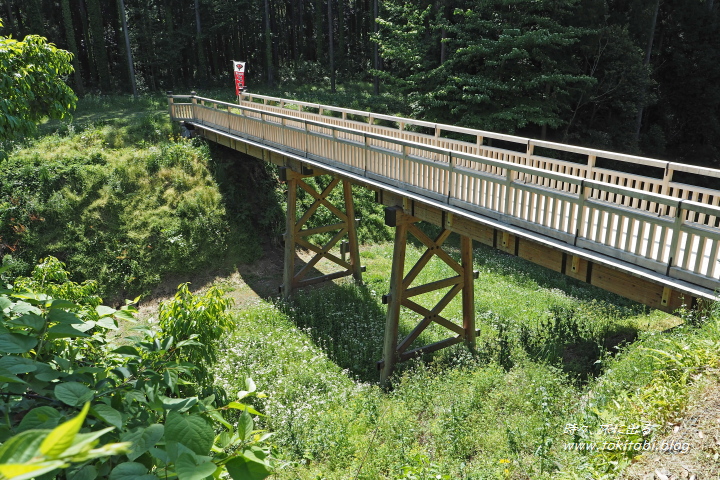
top-left (621, 374), bottom-right (720, 480)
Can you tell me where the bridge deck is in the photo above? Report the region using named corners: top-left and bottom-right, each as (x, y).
top-left (168, 93), bottom-right (720, 308)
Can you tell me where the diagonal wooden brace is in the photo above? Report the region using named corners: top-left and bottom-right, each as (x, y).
top-left (282, 169), bottom-right (362, 299)
top-left (379, 205), bottom-right (477, 386)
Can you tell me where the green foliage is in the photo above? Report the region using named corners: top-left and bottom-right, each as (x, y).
top-left (377, 0), bottom-right (596, 134)
top-left (0, 104), bottom-right (260, 299)
top-left (0, 26), bottom-right (77, 145)
top-left (0, 258), bottom-right (273, 479)
top-left (158, 283), bottom-right (234, 393)
top-left (0, 403), bottom-right (129, 480)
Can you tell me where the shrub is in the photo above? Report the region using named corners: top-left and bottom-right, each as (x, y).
top-left (0, 258), bottom-right (272, 479)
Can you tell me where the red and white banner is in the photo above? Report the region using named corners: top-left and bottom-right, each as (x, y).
top-left (233, 61), bottom-right (246, 95)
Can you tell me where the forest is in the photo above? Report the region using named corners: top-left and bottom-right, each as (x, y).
top-left (1, 0), bottom-right (719, 164)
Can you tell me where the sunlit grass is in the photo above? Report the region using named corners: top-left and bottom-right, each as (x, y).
top-left (214, 228), bottom-right (713, 479)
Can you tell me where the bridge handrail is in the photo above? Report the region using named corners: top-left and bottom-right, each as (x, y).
top-left (169, 93), bottom-right (720, 290)
top-left (175, 96), bottom-right (716, 205)
top-left (172, 95), bottom-right (720, 215)
top-left (234, 92), bottom-right (720, 181)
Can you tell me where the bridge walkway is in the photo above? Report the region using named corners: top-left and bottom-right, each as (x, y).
top-left (168, 92), bottom-right (720, 382)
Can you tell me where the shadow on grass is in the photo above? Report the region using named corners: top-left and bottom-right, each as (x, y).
top-left (280, 281), bottom-right (388, 382)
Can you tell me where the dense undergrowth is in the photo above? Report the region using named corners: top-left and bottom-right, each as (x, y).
top-left (0, 95), bottom-right (248, 299)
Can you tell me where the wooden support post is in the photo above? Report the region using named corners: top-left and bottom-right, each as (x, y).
top-left (379, 205), bottom-right (477, 386)
top-left (343, 181), bottom-right (363, 282)
top-left (282, 174), bottom-right (298, 299)
top-left (461, 235), bottom-right (475, 347)
top-left (282, 170), bottom-right (363, 300)
top-left (380, 209), bottom-right (408, 387)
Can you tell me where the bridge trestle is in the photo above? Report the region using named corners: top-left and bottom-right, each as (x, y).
top-left (280, 167), bottom-right (363, 299)
top-left (379, 206), bottom-right (478, 386)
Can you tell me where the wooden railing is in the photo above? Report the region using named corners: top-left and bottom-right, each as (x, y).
top-left (169, 94), bottom-right (720, 292)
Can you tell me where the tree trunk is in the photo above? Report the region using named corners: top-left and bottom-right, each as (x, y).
top-left (315, 0), bottom-right (324, 62)
top-left (373, 0), bottom-right (379, 95)
top-left (3, 0), bottom-right (18, 36)
top-left (264, 0), bottom-right (274, 86)
top-left (635, 0), bottom-right (661, 140)
top-left (118, 0), bottom-right (137, 98)
top-left (338, 0), bottom-right (345, 68)
top-left (328, 0), bottom-right (335, 91)
top-left (60, 0), bottom-right (85, 95)
top-left (26, 0), bottom-right (43, 34)
top-left (163, 0), bottom-right (178, 89)
top-left (86, 0), bottom-right (112, 91)
top-left (195, 0), bottom-right (207, 85)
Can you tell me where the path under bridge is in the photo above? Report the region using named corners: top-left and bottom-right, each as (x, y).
top-left (168, 92), bottom-right (720, 383)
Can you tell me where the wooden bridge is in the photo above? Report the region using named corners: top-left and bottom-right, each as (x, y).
top-left (167, 92), bottom-right (720, 383)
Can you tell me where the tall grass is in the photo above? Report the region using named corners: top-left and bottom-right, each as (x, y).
top-left (215, 236), bottom-right (712, 479)
top-left (0, 97), bottom-right (260, 300)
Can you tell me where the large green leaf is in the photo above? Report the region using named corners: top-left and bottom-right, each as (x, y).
top-left (90, 404), bottom-right (123, 429)
top-left (225, 449), bottom-right (272, 480)
top-left (47, 323), bottom-right (91, 339)
top-left (61, 427), bottom-right (117, 458)
top-left (96, 316), bottom-right (118, 329)
top-left (160, 395), bottom-right (197, 412)
top-left (47, 299), bottom-right (77, 310)
top-left (40, 402), bottom-right (90, 458)
top-left (55, 382), bottom-right (94, 407)
top-left (47, 309), bottom-right (82, 324)
top-left (0, 368), bottom-right (26, 384)
top-left (7, 313), bottom-right (45, 331)
top-left (0, 295), bottom-right (13, 311)
top-left (176, 453), bottom-right (218, 480)
top-left (0, 355), bottom-right (37, 374)
top-left (18, 406), bottom-right (62, 432)
top-left (227, 401), bottom-right (263, 417)
top-left (10, 299), bottom-right (42, 312)
top-left (69, 465), bottom-right (97, 480)
top-left (121, 424), bottom-right (164, 461)
top-left (0, 429), bottom-right (46, 463)
top-left (0, 461), bottom-right (65, 480)
top-left (165, 411), bottom-right (214, 456)
top-left (95, 305), bottom-right (116, 317)
top-left (0, 332), bottom-right (38, 353)
top-left (108, 462), bottom-right (158, 480)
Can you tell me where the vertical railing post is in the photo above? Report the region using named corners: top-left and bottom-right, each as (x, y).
top-left (526, 140), bottom-right (535, 168)
top-left (190, 91), bottom-right (198, 124)
top-left (166, 91), bottom-right (174, 120)
top-left (503, 166), bottom-right (517, 217)
top-left (661, 163), bottom-right (674, 197)
top-left (574, 181), bottom-right (588, 245)
top-left (667, 200), bottom-right (684, 276)
top-left (364, 133), bottom-right (369, 174)
top-left (447, 153), bottom-right (454, 203)
top-left (587, 155), bottom-right (597, 180)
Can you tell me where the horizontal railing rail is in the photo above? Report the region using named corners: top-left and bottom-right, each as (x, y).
top-left (169, 94), bottom-right (720, 291)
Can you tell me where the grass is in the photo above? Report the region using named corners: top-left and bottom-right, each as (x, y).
top-left (214, 232), bottom-right (716, 479)
top-left (0, 94), bottom-right (262, 301)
